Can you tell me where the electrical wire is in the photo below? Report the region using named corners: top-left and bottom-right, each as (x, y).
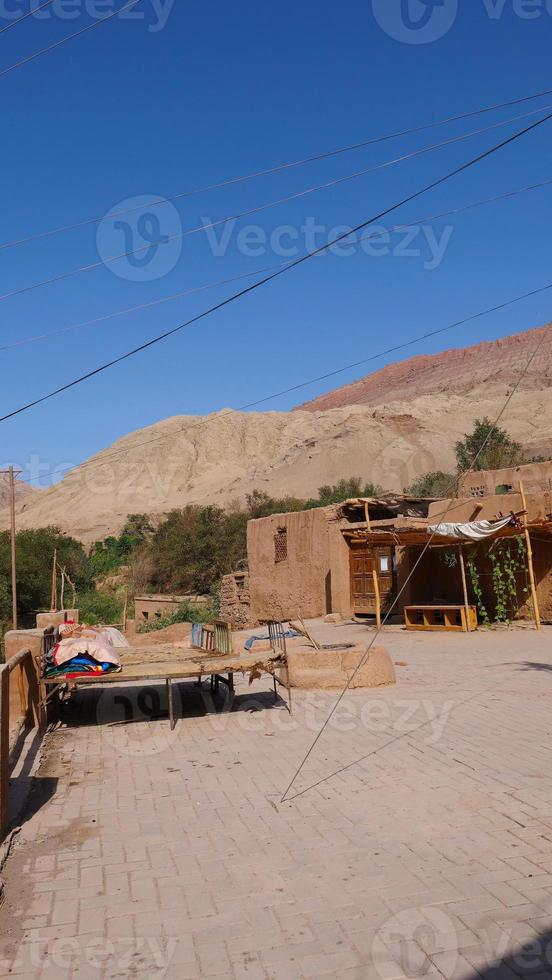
top-left (3, 84), bottom-right (552, 252)
top-left (279, 321), bottom-right (551, 803)
top-left (0, 0), bottom-right (144, 79)
top-left (3, 104), bottom-right (551, 305)
top-left (4, 175), bottom-right (552, 356)
top-left (0, 0), bottom-right (55, 35)
top-left (2, 109), bottom-right (551, 424)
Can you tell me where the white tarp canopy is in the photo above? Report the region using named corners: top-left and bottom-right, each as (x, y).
top-left (427, 515), bottom-right (513, 541)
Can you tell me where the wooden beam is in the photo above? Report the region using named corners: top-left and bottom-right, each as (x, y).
top-left (364, 501), bottom-right (371, 530)
top-left (372, 569), bottom-right (382, 629)
top-left (458, 546), bottom-right (471, 632)
top-left (519, 481), bottom-right (541, 631)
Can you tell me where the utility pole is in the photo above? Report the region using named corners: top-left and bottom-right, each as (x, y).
top-left (0, 467), bottom-right (22, 630)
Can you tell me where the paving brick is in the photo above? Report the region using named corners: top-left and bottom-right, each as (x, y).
top-left (1, 626), bottom-right (552, 979)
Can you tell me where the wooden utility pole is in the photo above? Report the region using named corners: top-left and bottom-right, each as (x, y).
top-left (0, 467), bottom-right (22, 631)
top-left (10, 467), bottom-right (17, 630)
top-left (519, 481), bottom-right (541, 631)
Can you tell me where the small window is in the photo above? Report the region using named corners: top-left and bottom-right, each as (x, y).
top-left (274, 528), bottom-right (288, 563)
top-left (379, 556), bottom-right (390, 573)
top-left (142, 611), bottom-right (149, 621)
top-left (235, 574), bottom-right (245, 593)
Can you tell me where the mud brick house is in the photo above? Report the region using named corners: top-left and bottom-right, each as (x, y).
top-left (246, 495), bottom-right (434, 623)
top-left (246, 487), bottom-right (552, 626)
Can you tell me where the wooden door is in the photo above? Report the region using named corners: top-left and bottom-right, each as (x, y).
top-left (349, 543), bottom-right (396, 614)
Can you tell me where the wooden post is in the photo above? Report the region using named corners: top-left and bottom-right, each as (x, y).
top-left (9, 466), bottom-right (17, 631)
top-left (519, 481), bottom-right (541, 631)
top-left (0, 667), bottom-right (9, 838)
top-left (122, 594), bottom-right (128, 633)
top-left (50, 549), bottom-right (57, 611)
top-left (372, 569), bottom-right (381, 629)
top-left (458, 546), bottom-right (471, 633)
top-left (364, 501), bottom-right (371, 530)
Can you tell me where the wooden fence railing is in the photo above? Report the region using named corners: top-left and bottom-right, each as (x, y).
top-left (0, 647), bottom-right (40, 839)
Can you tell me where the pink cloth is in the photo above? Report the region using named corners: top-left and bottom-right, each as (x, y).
top-left (54, 635), bottom-right (122, 669)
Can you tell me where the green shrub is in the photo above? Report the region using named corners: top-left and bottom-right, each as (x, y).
top-left (137, 599), bottom-right (217, 633)
top-left (77, 590), bottom-right (124, 625)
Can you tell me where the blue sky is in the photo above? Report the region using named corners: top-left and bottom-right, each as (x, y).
top-left (2, 0), bottom-right (552, 483)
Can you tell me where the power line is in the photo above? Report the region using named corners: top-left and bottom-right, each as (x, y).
top-left (279, 321), bottom-right (551, 803)
top-left (5, 176), bottom-right (552, 356)
top-left (3, 105), bottom-right (550, 305)
top-left (0, 0), bottom-right (55, 35)
top-left (24, 279), bottom-right (551, 485)
top-left (2, 109), bottom-right (551, 424)
top-left (3, 85), bottom-right (552, 252)
top-left (0, 0), bottom-right (144, 79)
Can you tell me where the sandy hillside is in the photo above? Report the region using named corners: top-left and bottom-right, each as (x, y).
top-left (4, 382), bottom-right (551, 543)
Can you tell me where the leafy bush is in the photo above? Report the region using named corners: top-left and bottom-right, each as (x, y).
top-left (77, 590), bottom-right (124, 626)
top-left (406, 471), bottom-right (457, 497)
top-left (89, 514), bottom-right (153, 576)
top-left (137, 599), bottom-right (218, 633)
top-left (305, 478), bottom-right (382, 508)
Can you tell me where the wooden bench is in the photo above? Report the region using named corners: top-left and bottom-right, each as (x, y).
top-left (404, 604), bottom-right (477, 633)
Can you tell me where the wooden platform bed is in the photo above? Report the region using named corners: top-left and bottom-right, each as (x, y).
top-left (39, 639), bottom-right (292, 731)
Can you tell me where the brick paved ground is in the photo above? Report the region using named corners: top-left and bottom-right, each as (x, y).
top-left (2, 623), bottom-right (552, 979)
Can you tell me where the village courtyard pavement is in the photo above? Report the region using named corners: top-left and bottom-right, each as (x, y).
top-left (1, 622), bottom-right (552, 979)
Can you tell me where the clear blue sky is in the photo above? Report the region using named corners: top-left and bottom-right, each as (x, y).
top-left (2, 0), bottom-right (552, 483)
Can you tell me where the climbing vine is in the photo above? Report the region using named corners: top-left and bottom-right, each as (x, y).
top-left (467, 538), bottom-right (528, 626)
top-left (488, 538), bottom-right (528, 624)
top-left (467, 550), bottom-right (490, 626)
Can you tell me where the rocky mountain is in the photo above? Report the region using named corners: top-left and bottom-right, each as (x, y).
top-left (2, 325), bottom-right (551, 542)
top-left (297, 324), bottom-right (552, 411)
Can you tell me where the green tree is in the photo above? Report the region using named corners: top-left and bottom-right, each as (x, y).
top-left (0, 527), bottom-right (92, 628)
top-left (245, 490), bottom-right (306, 519)
top-left (89, 513), bottom-right (153, 576)
top-left (305, 477), bottom-right (382, 508)
top-left (406, 471), bottom-right (457, 497)
top-left (455, 418), bottom-right (523, 473)
top-left (147, 505), bottom-right (248, 595)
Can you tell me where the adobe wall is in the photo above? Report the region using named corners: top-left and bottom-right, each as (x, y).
top-left (460, 461), bottom-right (552, 498)
top-left (248, 508), bottom-right (334, 623)
top-left (220, 572), bottom-right (251, 629)
top-left (427, 491), bottom-right (552, 525)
